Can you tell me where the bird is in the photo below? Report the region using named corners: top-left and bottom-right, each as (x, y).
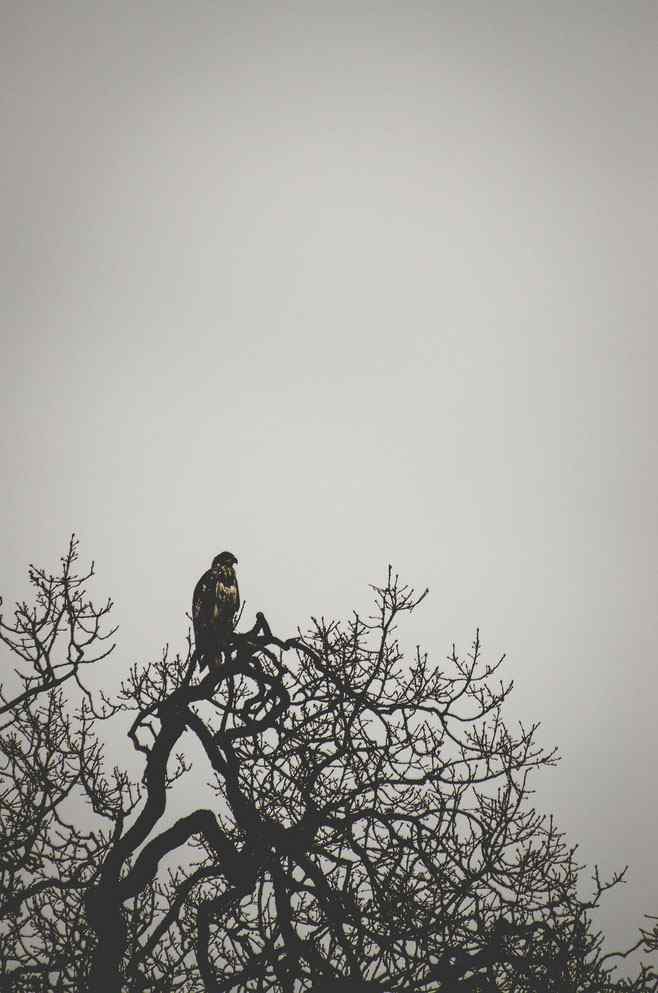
top-left (192, 551), bottom-right (240, 672)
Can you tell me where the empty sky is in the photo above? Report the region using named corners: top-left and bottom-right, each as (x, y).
top-left (2, 1), bottom-right (657, 961)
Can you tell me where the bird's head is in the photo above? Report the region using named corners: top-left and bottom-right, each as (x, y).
top-left (212, 551), bottom-right (238, 571)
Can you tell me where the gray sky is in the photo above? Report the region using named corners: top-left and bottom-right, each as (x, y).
top-left (2, 1), bottom-right (657, 962)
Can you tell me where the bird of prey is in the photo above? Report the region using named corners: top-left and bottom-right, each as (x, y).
top-left (192, 551), bottom-right (240, 672)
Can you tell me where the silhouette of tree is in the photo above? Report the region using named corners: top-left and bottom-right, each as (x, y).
top-left (1, 540), bottom-right (656, 992)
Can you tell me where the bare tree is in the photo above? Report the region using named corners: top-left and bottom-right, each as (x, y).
top-left (1, 543), bottom-right (656, 992)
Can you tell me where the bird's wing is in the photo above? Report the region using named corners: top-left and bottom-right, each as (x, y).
top-left (193, 570), bottom-right (215, 625)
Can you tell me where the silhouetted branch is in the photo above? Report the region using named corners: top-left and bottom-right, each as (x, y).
top-left (1, 543), bottom-right (656, 992)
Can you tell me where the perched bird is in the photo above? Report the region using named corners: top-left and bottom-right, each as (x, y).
top-left (192, 551), bottom-right (240, 671)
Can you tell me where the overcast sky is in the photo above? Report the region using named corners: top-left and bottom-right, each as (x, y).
top-left (2, 1), bottom-right (657, 963)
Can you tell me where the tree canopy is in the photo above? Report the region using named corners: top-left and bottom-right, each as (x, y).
top-left (1, 538), bottom-right (656, 992)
